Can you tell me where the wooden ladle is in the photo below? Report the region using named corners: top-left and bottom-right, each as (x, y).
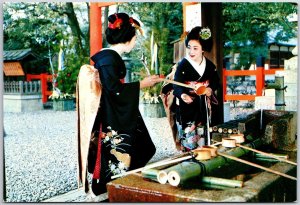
top-left (192, 149), bottom-right (212, 161)
top-left (195, 145), bottom-right (218, 157)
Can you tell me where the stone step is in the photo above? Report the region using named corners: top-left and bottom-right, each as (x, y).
top-left (42, 188), bottom-right (86, 202)
top-left (42, 188), bottom-right (108, 202)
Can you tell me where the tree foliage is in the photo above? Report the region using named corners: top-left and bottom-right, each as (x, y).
top-left (3, 2), bottom-right (90, 94)
top-left (120, 2), bottom-right (183, 75)
top-left (4, 2), bottom-right (297, 96)
top-left (222, 2), bottom-right (297, 69)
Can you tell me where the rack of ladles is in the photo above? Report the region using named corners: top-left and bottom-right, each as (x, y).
top-left (210, 120), bottom-right (240, 134)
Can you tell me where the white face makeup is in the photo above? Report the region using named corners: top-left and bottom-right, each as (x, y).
top-left (187, 39), bottom-right (204, 64)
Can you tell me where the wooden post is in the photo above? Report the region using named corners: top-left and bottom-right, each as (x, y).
top-left (201, 3), bottom-right (223, 125)
top-left (256, 56), bottom-right (265, 96)
top-left (223, 58), bottom-right (229, 102)
top-left (90, 3), bottom-right (102, 65)
top-left (40, 73), bottom-right (48, 103)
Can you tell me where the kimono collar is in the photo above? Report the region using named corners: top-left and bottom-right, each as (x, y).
top-left (185, 56), bottom-right (206, 77)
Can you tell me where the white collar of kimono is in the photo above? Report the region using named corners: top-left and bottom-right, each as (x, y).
top-left (185, 56), bottom-right (206, 77)
top-left (101, 47), bottom-right (122, 56)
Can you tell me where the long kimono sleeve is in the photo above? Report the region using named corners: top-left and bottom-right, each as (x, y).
top-left (95, 53), bottom-right (141, 131)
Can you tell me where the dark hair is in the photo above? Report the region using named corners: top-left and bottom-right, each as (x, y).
top-left (105, 13), bottom-right (140, 45)
top-left (185, 26), bottom-right (213, 52)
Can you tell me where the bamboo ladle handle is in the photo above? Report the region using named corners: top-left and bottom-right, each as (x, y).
top-left (134, 72), bottom-right (207, 95)
top-left (157, 78), bottom-right (207, 95)
top-left (157, 78), bottom-right (194, 89)
top-left (217, 152), bottom-right (297, 181)
top-left (237, 144), bottom-right (297, 166)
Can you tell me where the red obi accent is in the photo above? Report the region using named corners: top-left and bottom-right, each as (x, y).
top-left (185, 80), bottom-right (209, 87)
top-left (93, 124), bottom-right (102, 179)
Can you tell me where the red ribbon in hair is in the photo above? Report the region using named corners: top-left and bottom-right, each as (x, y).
top-left (129, 17), bottom-right (143, 35)
top-left (108, 14), bottom-right (123, 29)
top-left (129, 17), bottom-right (134, 24)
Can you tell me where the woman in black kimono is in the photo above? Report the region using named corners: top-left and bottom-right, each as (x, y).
top-left (173, 26), bottom-right (220, 151)
top-left (89, 13), bottom-right (160, 197)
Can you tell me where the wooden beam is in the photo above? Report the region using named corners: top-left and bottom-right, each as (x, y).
top-left (224, 95), bottom-right (256, 101)
top-left (90, 3), bottom-right (102, 64)
top-left (97, 2), bottom-right (116, 7)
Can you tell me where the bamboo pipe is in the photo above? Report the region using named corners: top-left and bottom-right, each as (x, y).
top-left (157, 166), bottom-right (176, 184)
top-left (255, 157), bottom-right (283, 163)
top-left (141, 169), bottom-right (159, 182)
top-left (157, 158), bottom-right (191, 184)
top-left (201, 176), bottom-right (244, 188)
top-left (223, 128), bottom-right (228, 134)
top-left (254, 152), bottom-right (288, 159)
top-left (217, 151), bottom-right (297, 181)
top-left (167, 161), bottom-right (202, 186)
top-left (111, 155), bottom-right (193, 179)
top-left (212, 126), bottom-right (218, 132)
top-left (160, 137), bottom-right (263, 187)
top-left (232, 128), bottom-right (239, 134)
top-left (237, 144), bottom-right (297, 166)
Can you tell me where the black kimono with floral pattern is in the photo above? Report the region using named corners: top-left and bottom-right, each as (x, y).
top-left (173, 57), bottom-right (220, 151)
top-left (89, 49), bottom-right (156, 195)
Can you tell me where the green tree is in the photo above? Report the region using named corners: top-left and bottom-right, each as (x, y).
top-left (120, 2), bottom-right (183, 75)
top-left (3, 2), bottom-right (90, 95)
top-left (222, 2), bottom-right (297, 70)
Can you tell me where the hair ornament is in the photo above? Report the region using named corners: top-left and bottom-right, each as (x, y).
top-left (108, 14), bottom-right (123, 29)
top-left (199, 27), bottom-right (211, 40)
top-left (180, 31), bottom-right (189, 40)
top-left (129, 17), bottom-right (143, 36)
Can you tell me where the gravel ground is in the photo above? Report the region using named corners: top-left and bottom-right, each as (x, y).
top-left (3, 107), bottom-right (255, 202)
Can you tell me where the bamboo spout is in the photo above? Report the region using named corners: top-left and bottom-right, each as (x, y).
top-left (264, 74), bottom-right (286, 111)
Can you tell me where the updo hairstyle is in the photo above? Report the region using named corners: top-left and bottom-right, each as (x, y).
top-left (105, 13), bottom-right (141, 45)
top-left (185, 26), bottom-right (213, 52)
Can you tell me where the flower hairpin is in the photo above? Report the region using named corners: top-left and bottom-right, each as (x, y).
top-left (199, 27), bottom-right (211, 40)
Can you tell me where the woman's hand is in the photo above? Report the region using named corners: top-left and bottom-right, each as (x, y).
top-left (181, 93), bottom-right (194, 104)
top-left (204, 87), bottom-right (212, 97)
top-left (140, 75), bottom-right (161, 89)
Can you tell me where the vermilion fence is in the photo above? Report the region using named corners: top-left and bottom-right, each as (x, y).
top-left (26, 68), bottom-right (284, 104)
top-left (223, 67), bottom-right (284, 102)
top-left (26, 73), bottom-right (53, 103)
